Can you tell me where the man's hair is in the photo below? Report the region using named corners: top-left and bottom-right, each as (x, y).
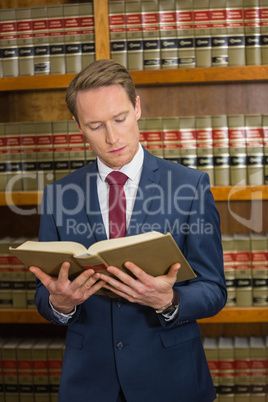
top-left (66, 59), bottom-right (137, 124)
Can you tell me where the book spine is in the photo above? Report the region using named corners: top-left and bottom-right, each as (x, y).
top-left (79, 3), bottom-right (95, 70)
top-left (48, 340), bottom-right (64, 399)
top-left (109, 1), bottom-right (127, 67)
top-left (228, 114), bottom-right (247, 185)
top-left (32, 342), bottom-right (50, 402)
top-left (63, 4), bottom-right (82, 74)
top-left (193, 0), bottom-right (212, 68)
top-left (5, 123), bottom-right (23, 192)
top-left (52, 121), bottom-right (70, 181)
top-left (245, 114), bottom-right (264, 185)
top-left (0, 9), bottom-right (19, 77)
top-left (47, 5), bottom-right (65, 75)
top-left (138, 118), bottom-right (148, 149)
top-left (249, 337), bottom-right (267, 398)
top-left (234, 338), bottom-right (251, 400)
top-left (250, 234), bottom-right (268, 307)
top-left (260, 0), bottom-right (268, 65)
top-left (244, 0), bottom-right (262, 65)
top-left (126, 0), bottom-right (143, 71)
top-left (234, 234), bottom-right (253, 307)
top-left (67, 120), bottom-right (86, 172)
top-left (10, 254), bottom-right (27, 309)
top-left (162, 117), bottom-right (180, 162)
top-left (176, 0), bottom-right (195, 69)
top-left (226, 0), bottom-right (245, 66)
top-left (263, 114), bottom-right (268, 184)
top-left (31, 7), bottom-right (50, 75)
top-left (0, 247), bottom-right (13, 309)
top-left (84, 137), bottom-right (95, 164)
top-left (196, 115), bottom-right (214, 186)
top-left (203, 338), bottom-right (219, 396)
top-left (36, 122), bottom-right (54, 190)
top-left (141, 0), bottom-right (161, 70)
top-left (222, 235), bottom-right (237, 307)
top-left (2, 341), bottom-right (19, 401)
top-left (210, 0), bottom-right (229, 67)
top-left (0, 124), bottom-right (6, 192)
top-left (20, 123), bottom-right (38, 191)
top-left (25, 270), bottom-right (36, 310)
top-left (17, 341), bottom-right (35, 402)
top-left (179, 116), bottom-right (197, 168)
top-left (159, 0), bottom-right (178, 69)
top-left (212, 115), bottom-right (230, 186)
top-left (218, 338), bottom-right (235, 400)
top-left (16, 8), bottom-right (34, 77)
top-left (145, 118), bottom-right (164, 158)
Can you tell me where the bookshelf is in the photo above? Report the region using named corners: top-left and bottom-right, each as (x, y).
top-left (0, 0), bottom-right (267, 336)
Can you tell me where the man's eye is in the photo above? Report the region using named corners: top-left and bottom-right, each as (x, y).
top-left (115, 117), bottom-right (126, 123)
top-left (90, 124), bottom-right (102, 131)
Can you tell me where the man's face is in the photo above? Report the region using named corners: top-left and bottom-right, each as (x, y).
top-left (75, 84), bottom-right (141, 170)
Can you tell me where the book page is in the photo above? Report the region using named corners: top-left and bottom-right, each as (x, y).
top-left (83, 231), bottom-right (164, 256)
top-left (13, 241), bottom-right (87, 256)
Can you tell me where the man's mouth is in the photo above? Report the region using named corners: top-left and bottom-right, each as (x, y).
top-left (109, 146), bottom-right (126, 155)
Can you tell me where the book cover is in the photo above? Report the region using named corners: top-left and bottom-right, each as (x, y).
top-left (9, 231), bottom-right (197, 287)
top-left (244, 0), bottom-right (262, 65)
top-left (162, 117), bottom-right (180, 162)
top-left (5, 123), bottom-right (23, 192)
top-left (145, 117), bottom-right (164, 158)
top-left (250, 233), bottom-right (268, 307)
top-left (210, 0), bottom-right (228, 67)
top-left (63, 4), bottom-right (82, 74)
top-left (31, 6), bottom-right (50, 75)
top-left (17, 338), bottom-right (35, 402)
top-left (222, 234), bottom-right (237, 307)
top-left (179, 116), bottom-right (197, 169)
top-left (0, 123), bottom-right (6, 192)
top-left (20, 122), bottom-right (38, 191)
top-left (196, 115), bottom-right (214, 186)
top-left (218, 337), bottom-right (235, 400)
top-left (0, 9), bottom-right (19, 77)
top-left (176, 0), bottom-right (195, 69)
top-left (52, 120), bottom-right (70, 181)
top-left (260, 0), bottom-right (268, 65)
top-left (212, 114), bottom-right (230, 186)
top-left (159, 0), bottom-right (178, 69)
top-left (193, 0), bottom-right (212, 68)
top-left (245, 114), bottom-right (264, 185)
top-left (125, 0), bottom-right (143, 71)
top-left (228, 114), bottom-right (247, 185)
top-left (234, 337), bottom-right (250, 401)
top-left (234, 234), bottom-right (252, 307)
top-left (2, 338), bottom-right (20, 402)
top-left (79, 3), bottom-right (95, 70)
top-left (141, 0), bottom-right (161, 70)
top-left (0, 237), bottom-right (13, 310)
top-left (263, 113), bottom-right (268, 184)
top-left (67, 120), bottom-right (86, 173)
top-left (32, 338), bottom-right (50, 402)
top-left (249, 337), bottom-right (266, 399)
top-left (47, 5), bottom-right (65, 75)
top-left (109, 0), bottom-right (127, 67)
top-left (16, 8), bottom-right (34, 77)
top-left (226, 0), bottom-right (245, 66)
top-left (35, 122), bottom-right (54, 190)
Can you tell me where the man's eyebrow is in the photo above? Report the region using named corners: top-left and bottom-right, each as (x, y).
top-left (87, 111), bottom-right (129, 125)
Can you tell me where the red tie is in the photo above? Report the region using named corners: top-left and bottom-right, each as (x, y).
top-left (106, 171), bottom-right (128, 239)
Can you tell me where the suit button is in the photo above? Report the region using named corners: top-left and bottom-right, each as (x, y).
top-left (116, 342), bottom-right (124, 350)
top-left (116, 299), bottom-right (123, 307)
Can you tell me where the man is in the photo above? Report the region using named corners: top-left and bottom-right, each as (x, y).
top-left (31, 59), bottom-right (226, 402)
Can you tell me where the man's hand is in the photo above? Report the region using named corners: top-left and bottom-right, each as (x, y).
top-left (29, 262), bottom-right (105, 314)
top-left (99, 262), bottom-right (181, 310)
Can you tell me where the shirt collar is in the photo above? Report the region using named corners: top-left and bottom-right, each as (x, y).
top-left (97, 143), bottom-right (144, 182)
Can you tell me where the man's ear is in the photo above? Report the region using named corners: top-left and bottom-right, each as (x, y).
top-left (135, 96), bottom-right (141, 120)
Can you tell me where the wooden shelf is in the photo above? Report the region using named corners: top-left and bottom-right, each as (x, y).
top-left (1, 65), bottom-right (268, 92)
top-left (1, 186), bottom-right (267, 206)
top-left (0, 307), bottom-right (266, 324)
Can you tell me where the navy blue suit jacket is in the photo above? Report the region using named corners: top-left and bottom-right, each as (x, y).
top-left (36, 149), bottom-right (226, 402)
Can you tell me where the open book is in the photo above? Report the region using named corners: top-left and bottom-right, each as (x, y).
top-left (9, 231), bottom-right (196, 284)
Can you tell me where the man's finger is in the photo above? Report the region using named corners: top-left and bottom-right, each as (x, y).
top-left (57, 262), bottom-right (71, 282)
top-left (29, 266), bottom-right (55, 288)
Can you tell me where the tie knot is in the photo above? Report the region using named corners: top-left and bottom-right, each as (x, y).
top-left (106, 171), bottom-right (128, 186)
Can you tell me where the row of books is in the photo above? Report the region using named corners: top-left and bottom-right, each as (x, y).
top-left (0, 232), bottom-right (267, 309)
top-left (109, 0), bottom-right (268, 70)
top-left (0, 3), bottom-right (95, 77)
top-left (222, 233), bottom-right (268, 308)
top-left (203, 336), bottom-right (268, 401)
top-left (0, 336), bottom-right (65, 402)
top-left (0, 113), bottom-right (267, 193)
